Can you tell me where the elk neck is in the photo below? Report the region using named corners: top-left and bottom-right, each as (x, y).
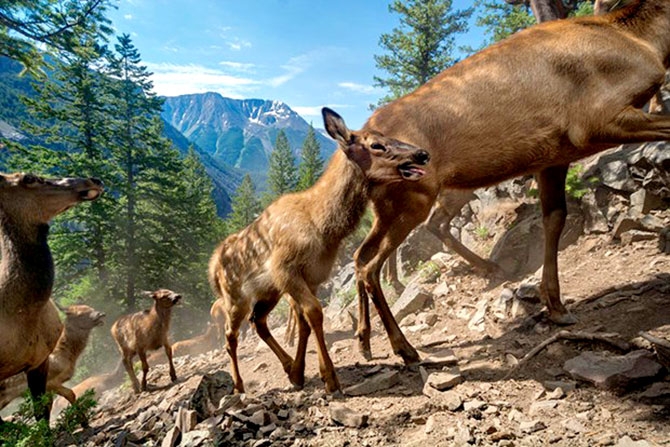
top-left (305, 150), bottom-right (370, 242)
top-left (612, 0), bottom-right (670, 64)
top-left (0, 212), bottom-right (54, 312)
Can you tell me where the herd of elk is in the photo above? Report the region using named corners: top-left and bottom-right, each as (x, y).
top-left (208, 108), bottom-right (429, 394)
top-left (4, 0), bottom-right (670, 421)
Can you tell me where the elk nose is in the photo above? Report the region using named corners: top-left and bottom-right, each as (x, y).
top-left (414, 150), bottom-right (430, 165)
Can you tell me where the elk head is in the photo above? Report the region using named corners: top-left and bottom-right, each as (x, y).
top-left (63, 304), bottom-right (106, 329)
top-left (0, 173), bottom-right (103, 225)
top-left (144, 289), bottom-right (182, 309)
top-left (322, 108), bottom-right (430, 183)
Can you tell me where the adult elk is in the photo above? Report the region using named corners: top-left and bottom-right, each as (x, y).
top-left (208, 108), bottom-right (429, 394)
top-left (0, 173), bottom-right (102, 419)
top-left (353, 0), bottom-right (670, 364)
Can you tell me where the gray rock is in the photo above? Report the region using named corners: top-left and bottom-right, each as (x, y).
top-left (176, 406), bottom-right (198, 434)
top-left (329, 403), bottom-right (369, 428)
top-left (563, 350), bottom-right (663, 392)
top-left (613, 216), bottom-right (643, 238)
top-left (189, 371), bottom-right (234, 420)
top-left (421, 382), bottom-right (463, 411)
top-left (426, 370), bottom-right (464, 391)
top-left (639, 381), bottom-right (670, 403)
top-left (630, 189), bottom-right (666, 215)
top-left (543, 380), bottom-right (576, 393)
top-left (519, 420), bottom-right (546, 434)
top-left (397, 226), bottom-right (443, 278)
top-left (180, 429), bottom-right (209, 446)
top-left (419, 349), bottom-right (458, 368)
top-left (616, 436), bottom-right (652, 447)
top-left (249, 410), bottom-right (271, 427)
top-left (462, 399), bottom-right (486, 411)
top-left (620, 230), bottom-right (658, 245)
top-left (391, 282), bottom-right (433, 322)
top-left (161, 426), bottom-right (181, 447)
top-left (528, 400), bottom-right (558, 416)
top-left (601, 159), bottom-right (636, 192)
top-left (515, 282), bottom-right (541, 302)
top-left (344, 370), bottom-right (401, 396)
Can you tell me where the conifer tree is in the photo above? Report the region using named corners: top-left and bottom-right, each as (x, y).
top-left (226, 174), bottom-right (261, 234)
top-left (373, 0), bottom-right (473, 106)
top-left (265, 130), bottom-right (296, 205)
top-left (296, 125), bottom-right (324, 191)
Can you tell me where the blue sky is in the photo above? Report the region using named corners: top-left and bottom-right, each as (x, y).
top-left (108, 0), bottom-right (487, 129)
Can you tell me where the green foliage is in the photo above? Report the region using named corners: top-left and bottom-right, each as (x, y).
top-left (571, 1), bottom-right (594, 17)
top-left (474, 225), bottom-right (490, 239)
top-left (374, 0), bottom-right (473, 106)
top-left (565, 164), bottom-right (597, 200)
top-left (264, 130), bottom-right (296, 205)
top-left (0, 390), bottom-right (96, 446)
top-left (416, 260), bottom-right (441, 283)
top-left (475, 0), bottom-right (535, 44)
top-left (226, 174), bottom-right (262, 234)
top-left (296, 125), bottom-right (324, 191)
top-left (0, 0), bottom-right (112, 76)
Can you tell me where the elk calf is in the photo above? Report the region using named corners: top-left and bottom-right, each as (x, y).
top-left (208, 108), bottom-right (429, 394)
top-left (111, 289), bottom-right (181, 393)
top-left (0, 304), bottom-right (105, 409)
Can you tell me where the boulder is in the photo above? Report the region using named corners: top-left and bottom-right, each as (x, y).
top-left (563, 350), bottom-right (663, 392)
top-left (189, 371), bottom-right (234, 420)
top-left (391, 282), bottom-right (433, 322)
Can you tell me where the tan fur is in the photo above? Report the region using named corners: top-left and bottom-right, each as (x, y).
top-left (208, 108), bottom-right (430, 394)
top-left (0, 304), bottom-right (105, 408)
top-left (0, 173), bottom-right (102, 419)
top-left (110, 289), bottom-right (181, 394)
top-left (147, 322), bottom-right (218, 364)
top-left (351, 0), bottom-right (670, 364)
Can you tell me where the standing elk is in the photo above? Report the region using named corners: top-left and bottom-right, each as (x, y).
top-left (352, 0), bottom-right (670, 364)
top-left (111, 289), bottom-right (181, 394)
top-left (0, 173), bottom-right (102, 419)
top-left (208, 108), bottom-right (429, 394)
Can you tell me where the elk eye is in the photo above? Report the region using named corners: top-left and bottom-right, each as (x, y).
top-left (371, 143), bottom-right (386, 151)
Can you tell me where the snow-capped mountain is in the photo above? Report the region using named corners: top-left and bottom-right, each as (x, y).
top-left (161, 93), bottom-right (336, 173)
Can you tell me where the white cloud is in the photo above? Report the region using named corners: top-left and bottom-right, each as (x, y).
top-left (227, 38), bottom-right (251, 51)
top-left (292, 104), bottom-right (352, 120)
top-left (267, 53), bottom-right (315, 87)
top-left (124, 14), bottom-right (133, 20)
top-left (338, 82), bottom-right (378, 95)
top-left (145, 62), bottom-right (260, 98)
top-left (219, 61), bottom-right (256, 73)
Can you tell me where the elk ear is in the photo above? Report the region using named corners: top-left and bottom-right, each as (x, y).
top-left (322, 107), bottom-right (352, 145)
top-left (141, 290), bottom-right (155, 299)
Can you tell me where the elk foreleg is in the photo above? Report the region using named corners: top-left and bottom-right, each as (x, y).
top-left (537, 165), bottom-right (575, 325)
top-left (355, 206), bottom-right (430, 365)
top-left (594, 107), bottom-right (670, 145)
top-left (163, 341), bottom-right (177, 383)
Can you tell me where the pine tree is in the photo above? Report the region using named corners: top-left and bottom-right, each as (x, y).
top-left (475, 0), bottom-right (535, 44)
top-left (0, 0), bottom-right (112, 75)
top-left (296, 125), bottom-right (324, 191)
top-left (265, 130), bottom-right (296, 205)
top-left (226, 174), bottom-right (261, 234)
top-left (8, 20), bottom-right (117, 300)
top-left (373, 0), bottom-right (473, 106)
top-left (105, 33), bottom-right (177, 310)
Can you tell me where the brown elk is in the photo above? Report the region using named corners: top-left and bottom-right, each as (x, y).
top-left (0, 173), bottom-right (102, 419)
top-left (351, 0), bottom-right (670, 364)
top-left (111, 289), bottom-right (181, 393)
top-left (0, 304), bottom-right (105, 409)
top-left (208, 108), bottom-right (429, 394)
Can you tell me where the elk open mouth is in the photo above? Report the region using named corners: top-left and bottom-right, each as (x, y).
top-left (79, 188), bottom-right (103, 201)
top-left (171, 295), bottom-right (182, 305)
top-left (94, 313), bottom-right (106, 326)
top-left (398, 163), bottom-right (426, 181)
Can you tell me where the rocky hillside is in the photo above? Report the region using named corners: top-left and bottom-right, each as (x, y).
top-left (27, 140), bottom-right (670, 447)
top-left (161, 93), bottom-right (336, 174)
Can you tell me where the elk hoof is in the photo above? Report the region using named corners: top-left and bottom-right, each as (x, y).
top-left (398, 347), bottom-right (421, 366)
top-left (548, 311), bottom-right (578, 326)
top-left (358, 339), bottom-right (373, 361)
